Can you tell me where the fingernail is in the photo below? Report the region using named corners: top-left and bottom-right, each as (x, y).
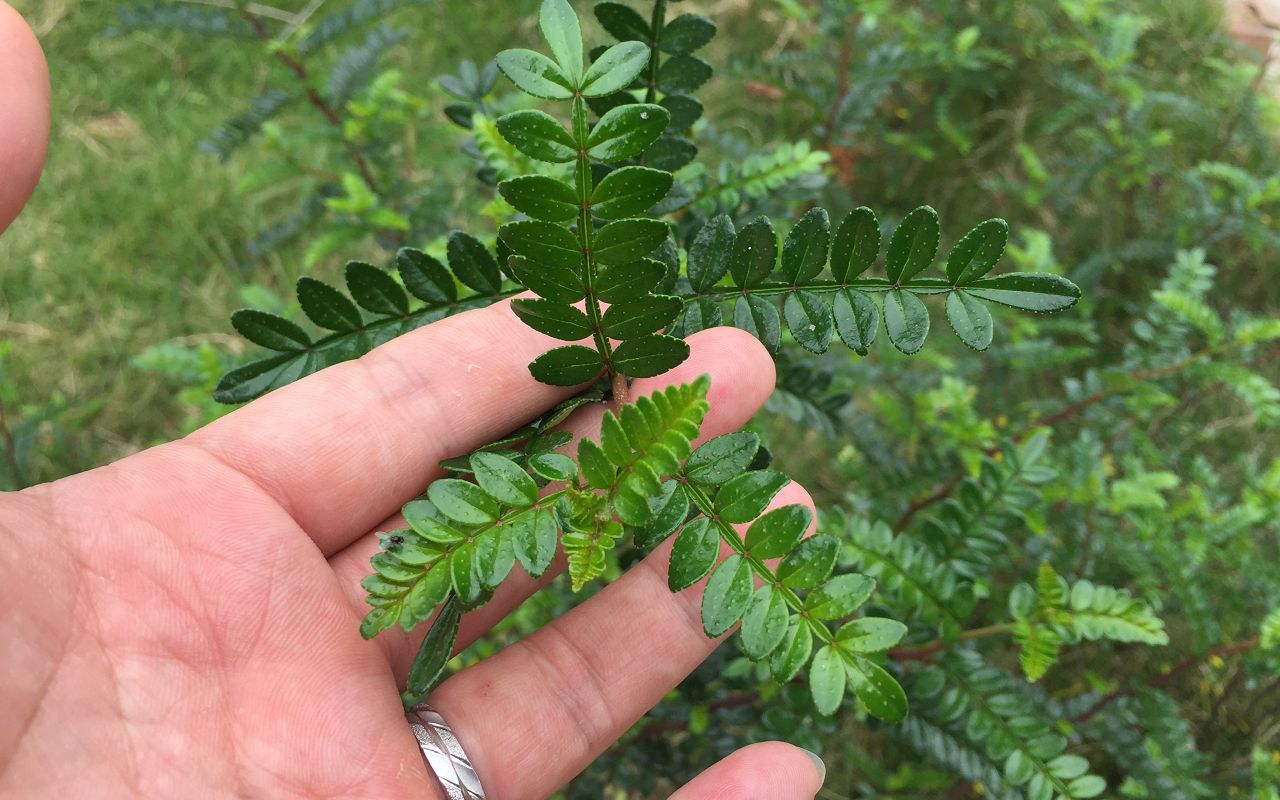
top-left (801, 748), bottom-right (826, 786)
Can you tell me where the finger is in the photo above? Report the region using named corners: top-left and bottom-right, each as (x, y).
top-left (327, 325), bottom-right (778, 675)
top-left (427, 480), bottom-right (817, 800)
top-left (0, 1), bottom-right (51, 234)
top-left (187, 300), bottom-right (581, 555)
top-left (670, 742), bottom-right (826, 800)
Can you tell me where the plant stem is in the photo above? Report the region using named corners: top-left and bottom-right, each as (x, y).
top-left (1070, 636), bottom-right (1261, 723)
top-left (888, 624), bottom-right (1012, 662)
top-left (644, 0), bottom-right (667, 105)
top-left (238, 8), bottom-right (383, 196)
top-left (570, 96), bottom-right (622, 403)
top-left (696, 278), bottom-right (951, 300)
top-left (680, 479), bottom-right (839, 649)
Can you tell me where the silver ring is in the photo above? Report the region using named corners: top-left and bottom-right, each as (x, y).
top-left (406, 704), bottom-right (488, 800)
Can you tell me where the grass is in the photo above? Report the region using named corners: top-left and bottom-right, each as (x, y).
top-left (0, 0), bottom-right (539, 475)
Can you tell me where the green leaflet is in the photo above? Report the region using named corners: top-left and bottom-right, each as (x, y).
top-left (587, 104), bottom-right (671, 161)
top-left (495, 48), bottom-right (574, 99)
top-left (397, 248), bottom-right (456, 305)
top-left (783, 290), bottom-right (834, 353)
top-left (669, 517), bottom-right (717, 591)
top-left (400, 596), bottom-right (461, 709)
top-left (495, 109), bottom-right (578, 163)
top-left (830, 207), bottom-right (880, 282)
top-left (658, 53), bottom-right (712, 93)
top-left (833, 288), bottom-right (878, 355)
top-left (885, 206), bottom-right (940, 283)
top-left (231, 309), bottom-right (310, 352)
top-left (884, 288), bottom-right (930, 354)
top-left (660, 14), bottom-right (716, 55)
top-left (591, 167), bottom-right (673, 219)
top-left (688, 214), bottom-right (735, 291)
top-left (632, 481), bottom-right (689, 549)
top-left (611, 335), bottom-right (690, 379)
top-left (499, 175), bottom-right (579, 222)
top-left (685, 431), bottom-right (760, 486)
top-left (470, 451), bottom-right (538, 507)
top-left (771, 618), bottom-right (813, 683)
top-left (846, 655), bottom-right (908, 722)
top-left (744, 504), bottom-right (811, 559)
top-left (947, 218), bottom-right (1009, 284)
top-left (810, 645), bottom-right (847, 715)
top-left (594, 218), bottom-right (670, 266)
top-left (594, 2), bottom-right (649, 41)
top-left (346, 261), bottom-right (408, 315)
top-left (512, 298), bottom-right (594, 341)
top-left (807, 573), bottom-right (876, 620)
top-left (945, 290), bottom-right (995, 351)
top-left (537, 0), bottom-right (582, 83)
top-left (782, 207), bottom-right (831, 284)
top-left (447, 232), bottom-right (502, 295)
top-left (965, 273), bottom-right (1082, 312)
top-left (510, 506), bottom-right (557, 577)
top-left (581, 41), bottom-right (649, 97)
top-left (714, 470), bottom-right (789, 524)
top-left (776, 534), bottom-right (839, 589)
top-left (734, 294), bottom-right (782, 352)
top-left (740, 586), bottom-right (790, 659)
top-left (500, 220), bottom-right (583, 269)
top-left (701, 553), bottom-right (753, 636)
top-left (529, 345), bottom-right (605, 385)
top-left (730, 217), bottom-right (778, 288)
top-left (600, 295), bottom-right (682, 339)
top-left (298, 276), bottom-right (362, 330)
top-left (508, 256), bottom-right (584, 304)
top-left (837, 617), bottom-right (908, 653)
top-left (595, 258), bottom-right (664, 303)
top-left (429, 479), bottom-right (499, 525)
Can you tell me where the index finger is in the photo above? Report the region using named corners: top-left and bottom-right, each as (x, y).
top-left (186, 300), bottom-right (577, 554)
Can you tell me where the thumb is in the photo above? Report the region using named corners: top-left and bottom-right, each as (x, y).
top-left (669, 741), bottom-right (827, 800)
top-left (0, 1), bottom-right (51, 234)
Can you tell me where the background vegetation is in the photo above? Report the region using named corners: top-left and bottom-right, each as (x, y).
top-left (2, 0), bottom-right (1278, 797)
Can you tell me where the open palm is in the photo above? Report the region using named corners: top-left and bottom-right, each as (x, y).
top-left (0, 5), bottom-right (824, 798)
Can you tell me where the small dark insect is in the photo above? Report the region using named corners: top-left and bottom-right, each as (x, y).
top-left (387, 534), bottom-right (405, 547)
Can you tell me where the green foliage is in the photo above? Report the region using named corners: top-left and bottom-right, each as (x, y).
top-left (1010, 563), bottom-right (1168, 681)
top-left (677, 207), bottom-right (1076, 357)
top-left (56, 0), bottom-right (1277, 796)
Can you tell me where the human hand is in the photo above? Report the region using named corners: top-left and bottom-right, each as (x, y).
top-left (0, 5), bottom-right (826, 798)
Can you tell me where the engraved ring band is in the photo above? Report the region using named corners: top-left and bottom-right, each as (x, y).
top-left (406, 704), bottom-right (488, 800)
